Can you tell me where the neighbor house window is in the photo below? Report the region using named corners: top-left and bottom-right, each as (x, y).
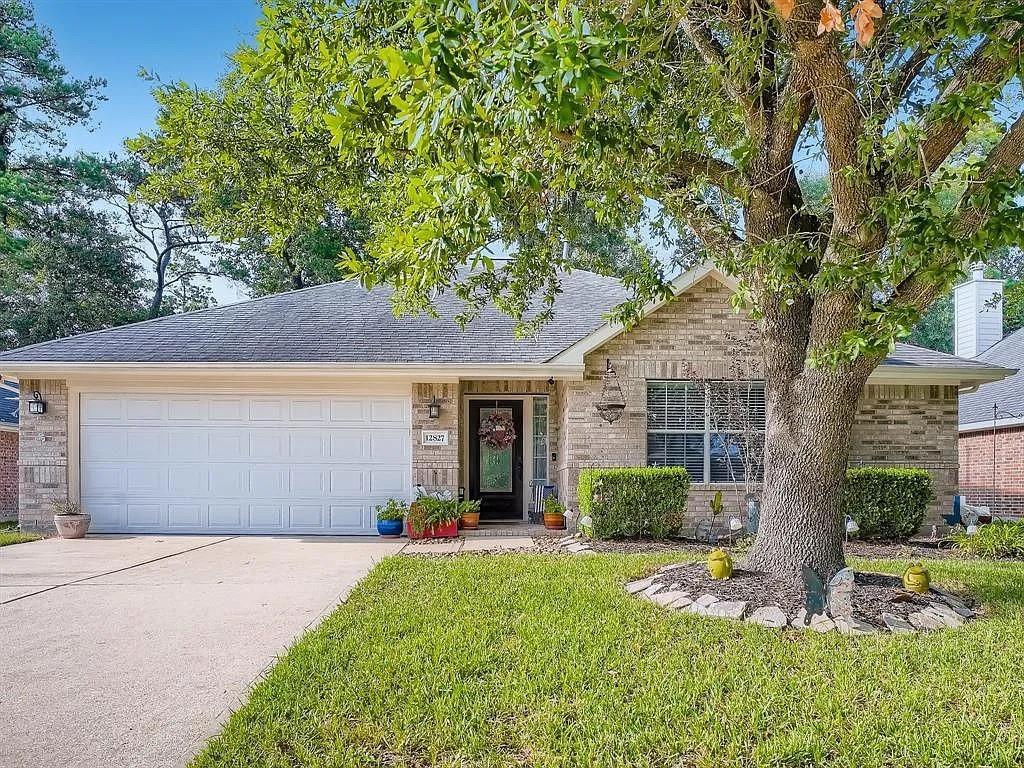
top-left (532, 396), bottom-right (549, 481)
top-left (646, 381), bottom-right (765, 483)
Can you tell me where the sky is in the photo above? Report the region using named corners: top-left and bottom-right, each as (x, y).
top-left (35, 0), bottom-right (264, 302)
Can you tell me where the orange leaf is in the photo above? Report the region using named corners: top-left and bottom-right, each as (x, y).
top-left (817, 1), bottom-right (844, 36)
top-left (850, 0), bottom-right (883, 47)
top-left (772, 0), bottom-right (796, 20)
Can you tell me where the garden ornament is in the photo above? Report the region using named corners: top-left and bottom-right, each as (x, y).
top-left (707, 549), bottom-right (733, 580)
top-left (902, 563), bottom-right (931, 594)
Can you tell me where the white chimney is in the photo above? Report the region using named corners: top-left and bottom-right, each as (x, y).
top-left (953, 264), bottom-right (1004, 358)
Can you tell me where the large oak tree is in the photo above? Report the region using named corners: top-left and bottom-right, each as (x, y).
top-left (188, 1), bottom-right (1024, 577)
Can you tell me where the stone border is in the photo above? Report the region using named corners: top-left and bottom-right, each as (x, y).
top-left (626, 564), bottom-right (977, 634)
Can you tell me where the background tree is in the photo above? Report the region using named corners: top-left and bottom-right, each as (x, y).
top-left (0, 0), bottom-right (150, 347)
top-left (96, 154), bottom-right (217, 318)
top-left (228, 0), bottom-right (1024, 578)
top-left (131, 60), bottom-right (366, 296)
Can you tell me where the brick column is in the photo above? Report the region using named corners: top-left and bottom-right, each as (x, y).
top-left (18, 379), bottom-right (69, 532)
top-left (0, 430), bottom-right (17, 521)
top-left (411, 382), bottom-right (460, 496)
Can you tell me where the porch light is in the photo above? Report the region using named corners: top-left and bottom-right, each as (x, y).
top-left (427, 396), bottom-right (441, 420)
top-left (595, 359), bottom-right (626, 424)
top-left (28, 391), bottom-right (46, 415)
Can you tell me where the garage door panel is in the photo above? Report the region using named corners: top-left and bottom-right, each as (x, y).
top-left (168, 503), bottom-right (203, 528)
top-left (126, 503), bottom-right (162, 527)
top-left (82, 427), bottom-right (127, 459)
top-left (80, 392), bottom-right (410, 534)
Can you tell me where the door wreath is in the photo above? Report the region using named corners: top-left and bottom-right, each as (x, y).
top-left (478, 410), bottom-right (517, 450)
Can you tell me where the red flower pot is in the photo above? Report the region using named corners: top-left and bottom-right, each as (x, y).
top-left (406, 518), bottom-right (459, 540)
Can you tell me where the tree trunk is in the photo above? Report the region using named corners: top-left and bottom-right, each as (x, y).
top-left (746, 362), bottom-right (873, 580)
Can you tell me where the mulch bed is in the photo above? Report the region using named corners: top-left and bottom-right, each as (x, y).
top-left (659, 562), bottom-right (968, 625)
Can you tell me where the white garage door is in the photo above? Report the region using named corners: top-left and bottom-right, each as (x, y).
top-left (79, 392), bottom-right (411, 534)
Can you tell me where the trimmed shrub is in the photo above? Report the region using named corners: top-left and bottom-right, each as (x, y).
top-left (844, 467), bottom-right (933, 540)
top-left (578, 467), bottom-right (690, 539)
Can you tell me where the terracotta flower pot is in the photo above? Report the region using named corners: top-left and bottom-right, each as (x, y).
top-left (543, 512), bottom-right (565, 530)
top-left (406, 518), bottom-right (459, 540)
top-left (54, 513), bottom-right (91, 539)
top-left (461, 511), bottom-right (480, 529)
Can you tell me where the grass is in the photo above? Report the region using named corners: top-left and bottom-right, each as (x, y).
top-left (193, 554), bottom-right (1024, 768)
top-left (0, 521), bottom-right (41, 547)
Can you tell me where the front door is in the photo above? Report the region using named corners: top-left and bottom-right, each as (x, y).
top-left (469, 400), bottom-right (524, 521)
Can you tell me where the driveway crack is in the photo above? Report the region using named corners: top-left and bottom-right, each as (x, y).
top-left (1, 536), bottom-right (237, 605)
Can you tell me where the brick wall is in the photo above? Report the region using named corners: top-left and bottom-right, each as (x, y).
top-left (850, 384), bottom-right (960, 522)
top-left (411, 382), bottom-right (460, 496)
top-left (556, 275), bottom-right (958, 527)
top-left (959, 425), bottom-right (1024, 516)
top-left (18, 379), bottom-right (69, 532)
top-left (0, 429), bottom-right (17, 521)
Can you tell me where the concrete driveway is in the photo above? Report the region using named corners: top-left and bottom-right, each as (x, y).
top-left (0, 534), bottom-right (404, 768)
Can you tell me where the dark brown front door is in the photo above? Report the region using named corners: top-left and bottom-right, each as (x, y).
top-left (469, 400), bottom-right (524, 521)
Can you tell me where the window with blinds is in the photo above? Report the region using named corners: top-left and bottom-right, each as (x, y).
top-left (647, 380), bottom-right (765, 483)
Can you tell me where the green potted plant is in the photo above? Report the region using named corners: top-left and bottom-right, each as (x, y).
top-left (375, 498), bottom-right (407, 538)
top-left (459, 499), bottom-right (482, 529)
top-left (407, 496), bottom-right (460, 539)
top-left (543, 496), bottom-right (566, 530)
top-left (52, 499), bottom-right (90, 539)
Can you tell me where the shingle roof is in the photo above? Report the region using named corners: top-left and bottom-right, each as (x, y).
top-left (0, 271), bottom-right (629, 365)
top-left (0, 269), bottom-right (1009, 377)
top-left (959, 328), bottom-right (1024, 426)
top-left (0, 385), bottom-right (17, 426)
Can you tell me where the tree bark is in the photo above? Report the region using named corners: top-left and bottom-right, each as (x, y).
top-left (746, 357), bottom-right (875, 581)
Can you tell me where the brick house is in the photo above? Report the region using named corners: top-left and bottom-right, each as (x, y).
top-left (0, 263), bottom-right (1011, 535)
top-left (0, 381), bottom-right (18, 522)
top-left (955, 268), bottom-right (1024, 516)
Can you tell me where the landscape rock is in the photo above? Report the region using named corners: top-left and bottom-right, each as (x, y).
top-left (826, 568), bottom-right (855, 618)
top-left (565, 543), bottom-right (592, 554)
top-left (668, 595), bottom-right (694, 609)
top-left (881, 613), bottom-right (915, 633)
top-left (641, 583), bottom-right (664, 598)
top-left (706, 600), bottom-right (748, 620)
top-left (625, 577), bottom-right (656, 594)
top-left (791, 609), bottom-right (836, 632)
top-left (935, 594), bottom-right (974, 618)
top-left (907, 610), bottom-right (945, 631)
top-left (833, 616), bottom-right (877, 636)
top-left (689, 594), bottom-right (720, 614)
top-left (652, 590), bottom-right (690, 607)
top-left (658, 563), bottom-right (689, 574)
top-left (923, 603), bottom-right (965, 628)
top-left (746, 606), bottom-right (788, 628)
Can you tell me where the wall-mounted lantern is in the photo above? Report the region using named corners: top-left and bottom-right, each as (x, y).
top-left (28, 390), bottom-right (46, 415)
top-left (595, 359), bottom-right (626, 424)
top-left (427, 396), bottom-right (442, 420)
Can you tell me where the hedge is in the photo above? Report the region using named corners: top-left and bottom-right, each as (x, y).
top-left (578, 467), bottom-right (690, 539)
top-left (844, 467), bottom-right (933, 540)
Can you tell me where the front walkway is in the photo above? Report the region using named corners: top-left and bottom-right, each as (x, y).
top-left (0, 535), bottom-right (404, 768)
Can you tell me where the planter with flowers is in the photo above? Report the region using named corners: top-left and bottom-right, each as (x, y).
top-left (407, 496), bottom-right (460, 540)
top-left (543, 496), bottom-right (567, 530)
top-left (375, 498), bottom-right (407, 538)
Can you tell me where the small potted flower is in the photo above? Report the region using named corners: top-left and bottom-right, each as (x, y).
top-left (459, 499), bottom-right (482, 529)
top-left (52, 499), bottom-right (91, 539)
top-left (407, 496), bottom-right (460, 539)
top-left (375, 498), bottom-right (407, 538)
top-left (543, 496), bottom-right (566, 530)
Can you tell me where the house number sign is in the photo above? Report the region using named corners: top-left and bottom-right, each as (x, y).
top-left (421, 430), bottom-right (450, 446)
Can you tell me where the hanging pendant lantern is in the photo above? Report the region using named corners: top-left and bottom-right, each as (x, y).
top-left (595, 359), bottom-right (626, 424)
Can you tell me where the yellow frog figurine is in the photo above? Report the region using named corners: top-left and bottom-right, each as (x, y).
top-left (707, 548), bottom-right (733, 580)
top-left (902, 562), bottom-right (931, 594)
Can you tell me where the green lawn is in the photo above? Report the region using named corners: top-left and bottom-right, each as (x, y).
top-left (0, 521), bottom-right (41, 547)
top-left (193, 554), bottom-right (1024, 768)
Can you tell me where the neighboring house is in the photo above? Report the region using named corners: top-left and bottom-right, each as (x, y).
top-left (0, 381), bottom-right (18, 521)
top-left (956, 268), bottom-right (1024, 515)
top-left (0, 263), bottom-right (1012, 535)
